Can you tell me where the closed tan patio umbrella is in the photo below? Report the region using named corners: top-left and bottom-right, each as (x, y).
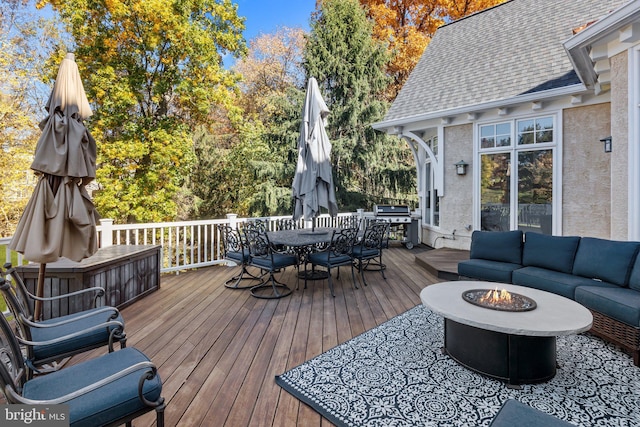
top-left (292, 77), bottom-right (338, 225)
top-left (9, 53), bottom-right (99, 320)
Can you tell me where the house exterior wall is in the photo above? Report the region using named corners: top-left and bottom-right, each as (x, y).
top-left (562, 103), bottom-right (612, 238)
top-left (421, 124), bottom-right (473, 249)
top-left (610, 50), bottom-right (629, 239)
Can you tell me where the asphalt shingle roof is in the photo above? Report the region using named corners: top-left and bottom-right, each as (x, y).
top-left (383, 0), bottom-right (629, 123)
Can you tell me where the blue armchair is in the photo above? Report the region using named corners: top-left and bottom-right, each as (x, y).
top-left (0, 293), bottom-right (165, 427)
top-left (1, 265), bottom-right (126, 378)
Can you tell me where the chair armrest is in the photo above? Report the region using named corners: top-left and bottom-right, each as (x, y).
top-left (27, 286), bottom-right (105, 305)
top-left (5, 361), bottom-right (158, 405)
top-left (21, 307), bottom-right (120, 329)
top-left (16, 320), bottom-right (125, 347)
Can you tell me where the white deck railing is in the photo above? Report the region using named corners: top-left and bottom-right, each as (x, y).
top-left (2, 212), bottom-right (360, 273)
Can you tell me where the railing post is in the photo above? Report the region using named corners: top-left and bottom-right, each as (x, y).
top-left (100, 218), bottom-right (114, 247)
top-left (227, 213), bottom-right (238, 229)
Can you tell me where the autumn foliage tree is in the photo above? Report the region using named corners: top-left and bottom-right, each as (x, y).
top-left (38, 0), bottom-right (247, 223)
top-left (0, 0), bottom-right (62, 236)
top-left (360, 0), bottom-right (506, 99)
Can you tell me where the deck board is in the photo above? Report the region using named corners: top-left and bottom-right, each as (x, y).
top-left (69, 245), bottom-right (440, 426)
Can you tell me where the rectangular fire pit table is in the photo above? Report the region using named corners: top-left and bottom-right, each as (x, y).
top-left (420, 281), bottom-right (593, 388)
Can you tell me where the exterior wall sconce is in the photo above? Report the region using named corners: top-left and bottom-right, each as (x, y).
top-left (600, 136), bottom-right (612, 153)
top-left (455, 160), bottom-right (469, 175)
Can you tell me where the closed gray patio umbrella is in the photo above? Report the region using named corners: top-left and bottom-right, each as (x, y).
top-left (292, 77), bottom-right (338, 224)
top-left (9, 53), bottom-right (99, 319)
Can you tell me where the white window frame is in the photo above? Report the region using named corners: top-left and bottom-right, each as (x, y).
top-left (474, 112), bottom-right (562, 234)
top-left (423, 134), bottom-right (440, 228)
top-left (629, 46), bottom-right (640, 240)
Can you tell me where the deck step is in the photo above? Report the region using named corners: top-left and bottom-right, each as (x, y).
top-left (414, 248), bottom-right (469, 281)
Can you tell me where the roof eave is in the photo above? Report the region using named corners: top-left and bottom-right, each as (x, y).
top-left (564, 1), bottom-right (640, 89)
top-left (373, 83), bottom-right (588, 132)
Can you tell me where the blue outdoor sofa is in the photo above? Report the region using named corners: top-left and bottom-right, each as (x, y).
top-left (458, 230), bottom-right (640, 366)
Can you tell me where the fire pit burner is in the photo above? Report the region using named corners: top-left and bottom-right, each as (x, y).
top-left (462, 289), bottom-right (537, 312)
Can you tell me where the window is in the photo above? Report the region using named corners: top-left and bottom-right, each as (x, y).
top-left (424, 136), bottom-right (439, 227)
top-left (478, 115), bottom-right (555, 234)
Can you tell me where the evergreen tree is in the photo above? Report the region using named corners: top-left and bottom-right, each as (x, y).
top-left (304, 0), bottom-right (416, 211)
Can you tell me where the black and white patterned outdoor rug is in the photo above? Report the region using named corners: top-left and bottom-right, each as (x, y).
top-left (276, 305), bottom-right (640, 426)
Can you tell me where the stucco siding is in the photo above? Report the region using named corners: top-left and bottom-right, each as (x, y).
top-left (610, 51), bottom-right (629, 239)
top-left (562, 103), bottom-right (611, 238)
top-left (422, 124), bottom-right (473, 249)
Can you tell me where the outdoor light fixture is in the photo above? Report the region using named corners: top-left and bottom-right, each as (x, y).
top-left (455, 160), bottom-right (469, 175)
top-left (600, 136), bottom-right (612, 153)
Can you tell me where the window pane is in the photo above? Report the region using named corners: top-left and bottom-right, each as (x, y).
top-left (518, 133), bottom-right (534, 145)
top-left (496, 123), bottom-right (511, 135)
top-left (518, 120), bottom-right (534, 133)
top-left (480, 125), bottom-right (494, 138)
top-left (497, 135), bottom-right (511, 146)
top-left (517, 149), bottom-right (553, 235)
top-left (481, 137), bottom-right (495, 149)
top-left (480, 125), bottom-right (495, 149)
top-left (480, 153), bottom-right (511, 231)
top-left (536, 117), bottom-right (553, 130)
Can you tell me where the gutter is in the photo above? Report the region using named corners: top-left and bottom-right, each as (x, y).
top-left (372, 83), bottom-right (588, 132)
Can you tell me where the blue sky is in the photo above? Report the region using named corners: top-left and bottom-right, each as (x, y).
top-left (235, 0), bottom-right (316, 41)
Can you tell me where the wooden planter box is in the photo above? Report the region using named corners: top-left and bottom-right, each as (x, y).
top-left (16, 245), bottom-right (161, 320)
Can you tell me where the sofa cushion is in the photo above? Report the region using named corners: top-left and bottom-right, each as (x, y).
top-left (522, 232), bottom-right (580, 274)
top-left (469, 230), bottom-right (523, 265)
top-left (572, 238), bottom-right (640, 287)
top-left (575, 286), bottom-right (640, 327)
top-left (458, 259), bottom-right (521, 284)
top-left (629, 254), bottom-right (640, 292)
top-left (512, 266), bottom-right (617, 299)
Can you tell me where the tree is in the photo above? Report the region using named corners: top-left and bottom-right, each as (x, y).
top-left (0, 0), bottom-right (63, 236)
top-left (232, 27), bottom-right (307, 217)
top-left (360, 0), bottom-right (507, 99)
top-left (234, 27), bottom-right (305, 120)
top-left (38, 0), bottom-right (247, 223)
top-left (190, 27), bottom-right (307, 219)
top-left (305, 0), bottom-right (415, 211)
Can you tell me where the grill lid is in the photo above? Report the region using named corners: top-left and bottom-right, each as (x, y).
top-left (373, 205), bottom-right (411, 217)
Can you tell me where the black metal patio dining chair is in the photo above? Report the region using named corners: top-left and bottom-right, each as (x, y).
top-left (243, 228), bottom-right (298, 299)
top-left (218, 224), bottom-right (262, 289)
top-left (1, 264), bottom-right (126, 379)
top-left (352, 221), bottom-right (389, 286)
top-left (305, 227), bottom-right (359, 297)
top-left (0, 290), bottom-right (166, 426)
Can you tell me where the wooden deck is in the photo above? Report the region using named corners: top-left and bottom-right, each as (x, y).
top-left (72, 245), bottom-right (442, 426)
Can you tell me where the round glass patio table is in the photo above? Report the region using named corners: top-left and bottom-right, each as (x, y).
top-left (420, 281), bottom-right (593, 387)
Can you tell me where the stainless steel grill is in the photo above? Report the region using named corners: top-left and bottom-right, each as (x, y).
top-left (369, 205), bottom-right (420, 249)
top-left (373, 205), bottom-right (412, 223)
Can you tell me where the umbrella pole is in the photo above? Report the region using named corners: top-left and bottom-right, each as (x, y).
top-left (35, 263), bottom-right (46, 321)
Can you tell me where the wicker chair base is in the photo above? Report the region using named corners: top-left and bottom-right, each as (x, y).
top-left (588, 309), bottom-right (640, 366)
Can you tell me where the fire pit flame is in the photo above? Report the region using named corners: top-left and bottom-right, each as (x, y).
top-left (480, 288), bottom-right (512, 305)
top-left (462, 288), bottom-right (537, 312)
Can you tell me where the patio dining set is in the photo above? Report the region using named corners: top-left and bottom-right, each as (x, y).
top-left (218, 217), bottom-right (391, 299)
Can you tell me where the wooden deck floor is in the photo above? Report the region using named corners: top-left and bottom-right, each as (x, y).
top-left (72, 245), bottom-right (441, 426)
